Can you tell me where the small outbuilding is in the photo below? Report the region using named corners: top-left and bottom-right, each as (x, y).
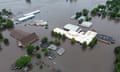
top-left (57, 48), bottom-right (65, 56)
top-left (48, 44), bottom-right (57, 51)
top-left (64, 24), bottom-right (79, 31)
top-left (80, 21), bottom-right (93, 28)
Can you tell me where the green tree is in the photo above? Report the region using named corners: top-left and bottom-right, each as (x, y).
top-left (91, 8), bottom-right (99, 16)
top-left (115, 54), bottom-right (120, 64)
top-left (71, 38), bottom-right (76, 44)
top-left (61, 34), bottom-right (66, 40)
top-left (6, 19), bottom-right (14, 28)
top-left (0, 33), bottom-right (3, 40)
top-left (0, 44), bottom-right (2, 50)
top-left (2, 9), bottom-right (7, 14)
top-left (82, 42), bottom-right (87, 49)
top-left (114, 46), bottom-right (120, 55)
top-left (44, 49), bottom-right (49, 56)
top-left (35, 45), bottom-right (39, 51)
top-left (89, 37), bottom-right (97, 48)
top-left (54, 39), bottom-right (61, 46)
top-left (75, 12), bottom-right (82, 19)
top-left (108, 11), bottom-right (116, 18)
top-left (57, 33), bottom-right (62, 39)
top-left (106, 1), bottom-right (112, 7)
top-left (3, 38), bottom-right (9, 45)
top-left (116, 13), bottom-right (120, 18)
top-left (36, 53), bottom-right (41, 59)
top-left (41, 37), bottom-right (48, 44)
top-left (2, 8), bottom-right (12, 16)
top-left (82, 9), bottom-right (89, 16)
top-left (26, 45), bottom-right (35, 55)
top-left (78, 19), bottom-right (83, 24)
top-left (51, 30), bottom-right (55, 36)
top-left (85, 17), bottom-right (92, 21)
top-left (98, 5), bottom-right (106, 10)
top-left (115, 62), bottom-right (120, 72)
top-left (101, 11), bottom-right (107, 18)
top-left (15, 56), bottom-right (31, 68)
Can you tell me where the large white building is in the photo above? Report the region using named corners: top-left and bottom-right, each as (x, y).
top-left (53, 27), bottom-right (97, 45)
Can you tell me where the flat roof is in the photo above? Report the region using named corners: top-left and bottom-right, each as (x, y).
top-left (10, 29), bottom-right (30, 40)
top-left (57, 48), bottom-right (65, 56)
top-left (53, 28), bottom-right (97, 45)
top-left (64, 24), bottom-right (79, 31)
top-left (70, 15), bottom-right (76, 19)
top-left (80, 21), bottom-right (93, 27)
top-left (18, 14), bottom-right (35, 22)
top-left (48, 44), bottom-right (57, 51)
top-left (77, 16), bottom-right (86, 21)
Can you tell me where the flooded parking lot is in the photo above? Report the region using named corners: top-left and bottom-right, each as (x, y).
top-left (0, 0), bottom-right (120, 72)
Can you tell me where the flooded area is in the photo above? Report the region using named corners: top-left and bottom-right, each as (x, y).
top-left (0, 0), bottom-right (120, 72)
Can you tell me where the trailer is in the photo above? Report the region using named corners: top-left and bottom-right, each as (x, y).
top-left (24, 10), bottom-right (40, 16)
top-left (17, 14), bottom-right (35, 22)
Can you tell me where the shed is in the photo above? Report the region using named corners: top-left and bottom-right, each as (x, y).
top-left (48, 44), bottom-right (57, 51)
top-left (77, 16), bottom-right (86, 21)
top-left (64, 24), bottom-right (79, 31)
top-left (17, 14), bottom-right (35, 22)
top-left (80, 21), bottom-right (93, 28)
top-left (57, 48), bottom-right (65, 56)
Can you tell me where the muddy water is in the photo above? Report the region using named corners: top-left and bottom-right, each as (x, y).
top-left (0, 0), bottom-right (120, 72)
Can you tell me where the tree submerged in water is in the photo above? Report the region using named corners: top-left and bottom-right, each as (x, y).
top-left (15, 56), bottom-right (31, 68)
top-left (91, 0), bottom-right (120, 19)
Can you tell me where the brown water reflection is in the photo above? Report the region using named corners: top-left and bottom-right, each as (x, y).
top-left (0, 0), bottom-right (119, 72)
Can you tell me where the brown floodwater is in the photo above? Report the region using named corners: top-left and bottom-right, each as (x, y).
top-left (0, 0), bottom-right (120, 72)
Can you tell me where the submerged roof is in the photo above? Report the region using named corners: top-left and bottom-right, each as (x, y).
top-left (48, 44), bottom-right (57, 50)
top-left (64, 24), bottom-right (79, 31)
top-left (20, 33), bottom-right (39, 47)
top-left (57, 48), bottom-right (65, 56)
top-left (10, 29), bottom-right (29, 40)
top-left (10, 29), bottom-right (39, 47)
top-left (80, 21), bottom-right (93, 28)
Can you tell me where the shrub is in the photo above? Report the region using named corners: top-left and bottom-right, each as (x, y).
top-left (54, 39), bottom-right (61, 46)
top-left (3, 38), bottom-right (9, 45)
top-left (44, 49), bottom-right (49, 56)
top-left (6, 19), bottom-right (14, 28)
top-left (114, 46), bottom-right (120, 55)
top-left (86, 17), bottom-right (92, 21)
top-left (26, 45), bottom-right (35, 55)
top-left (82, 42), bottom-right (87, 49)
top-left (71, 38), bottom-right (76, 44)
top-left (89, 37), bottom-right (97, 48)
top-left (91, 8), bottom-right (99, 16)
top-left (40, 65), bottom-right (43, 69)
top-left (15, 56), bottom-right (31, 68)
top-left (35, 46), bottom-right (39, 51)
top-left (82, 9), bottom-right (89, 16)
top-left (102, 11), bottom-right (107, 18)
top-left (41, 37), bottom-right (48, 44)
top-left (0, 33), bottom-right (3, 40)
top-left (36, 53), bottom-right (41, 59)
top-left (78, 19), bottom-right (83, 24)
top-left (75, 12), bottom-right (82, 19)
top-left (61, 34), bottom-right (66, 40)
